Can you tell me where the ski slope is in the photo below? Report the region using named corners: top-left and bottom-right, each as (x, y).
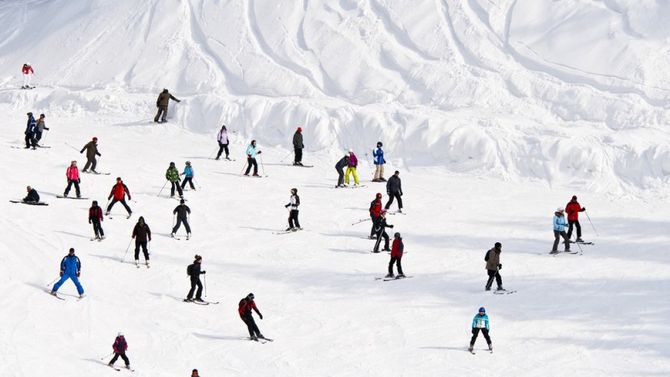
top-left (1, 0), bottom-right (670, 376)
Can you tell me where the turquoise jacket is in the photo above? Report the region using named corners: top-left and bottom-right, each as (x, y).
top-left (246, 144), bottom-right (258, 158)
top-left (183, 166), bottom-right (194, 178)
top-left (553, 213), bottom-right (568, 232)
top-left (471, 314), bottom-right (489, 330)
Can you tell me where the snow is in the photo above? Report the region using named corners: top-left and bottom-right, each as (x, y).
top-left (1, 0), bottom-right (670, 376)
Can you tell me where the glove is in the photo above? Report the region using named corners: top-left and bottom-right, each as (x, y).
top-left (108, 196), bottom-right (112, 200)
top-left (78, 179), bottom-right (81, 183)
top-left (389, 225), bottom-right (394, 228)
top-left (59, 271), bottom-right (63, 277)
top-left (202, 271), bottom-right (206, 274)
top-left (128, 196), bottom-right (132, 201)
top-left (387, 192), bottom-right (391, 196)
top-left (259, 313), bottom-right (263, 320)
top-left (77, 272), bottom-right (80, 277)
top-left (177, 100), bottom-right (181, 103)
top-left (498, 264), bottom-right (502, 270)
top-left (582, 207), bottom-right (586, 211)
top-left (88, 220), bottom-right (91, 224)
top-left (257, 151), bottom-right (262, 154)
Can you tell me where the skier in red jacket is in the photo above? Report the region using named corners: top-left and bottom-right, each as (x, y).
top-left (386, 232), bottom-right (405, 278)
top-left (565, 195), bottom-right (586, 242)
top-left (238, 293), bottom-right (264, 341)
top-left (106, 177), bottom-right (132, 217)
top-left (88, 200), bottom-right (105, 240)
top-left (369, 193), bottom-right (383, 239)
top-left (21, 63), bottom-right (34, 89)
top-left (108, 332), bottom-right (131, 370)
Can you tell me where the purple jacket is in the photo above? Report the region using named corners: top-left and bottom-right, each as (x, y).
top-left (348, 153), bottom-right (358, 168)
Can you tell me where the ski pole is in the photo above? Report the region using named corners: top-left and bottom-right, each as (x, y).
top-left (584, 210), bottom-right (598, 236)
top-left (574, 239), bottom-right (584, 255)
top-left (239, 159), bottom-right (248, 176)
top-left (121, 239), bottom-right (133, 262)
top-left (45, 277), bottom-right (59, 287)
top-left (64, 141), bottom-right (80, 153)
top-left (203, 274), bottom-right (207, 298)
top-left (259, 155), bottom-right (266, 176)
top-left (193, 178), bottom-right (202, 190)
top-left (209, 147), bottom-right (219, 159)
top-left (157, 180), bottom-right (168, 197)
top-left (351, 217), bottom-right (371, 225)
top-left (279, 150), bottom-right (292, 163)
top-left (100, 352), bottom-right (114, 361)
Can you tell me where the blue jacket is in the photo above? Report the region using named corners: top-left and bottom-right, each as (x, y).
top-left (553, 213), bottom-right (568, 232)
top-left (372, 147), bottom-right (385, 165)
top-left (60, 255), bottom-right (81, 275)
top-left (25, 116), bottom-right (36, 134)
top-left (183, 166), bottom-right (194, 178)
top-left (471, 313), bottom-right (489, 330)
top-left (246, 144), bottom-right (258, 158)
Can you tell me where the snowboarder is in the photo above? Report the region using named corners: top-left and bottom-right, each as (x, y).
top-left (284, 188), bottom-right (301, 231)
top-left (154, 88), bottom-right (180, 123)
top-left (63, 160), bottom-right (81, 198)
top-left (372, 141), bottom-right (386, 182)
top-left (386, 232), bottom-right (405, 278)
top-left (24, 112), bottom-right (37, 149)
top-left (468, 307), bottom-right (492, 352)
top-left (565, 195), bottom-right (586, 242)
top-left (50, 248), bottom-right (84, 298)
top-left (166, 162), bottom-right (183, 198)
top-left (80, 137), bottom-right (101, 173)
top-left (484, 242), bottom-right (503, 291)
top-left (108, 332), bottom-right (131, 370)
top-left (106, 177), bottom-right (132, 217)
top-left (238, 293), bottom-right (264, 340)
top-left (215, 125), bottom-right (230, 160)
top-left (244, 140), bottom-right (262, 176)
top-left (35, 114), bottom-right (49, 145)
top-left (372, 210), bottom-right (393, 253)
top-left (385, 170), bottom-right (403, 212)
top-left (88, 200), bottom-right (105, 240)
top-left (345, 149), bottom-right (360, 186)
top-left (335, 153), bottom-right (350, 188)
top-left (551, 208), bottom-right (570, 254)
top-left (292, 127), bottom-right (304, 166)
top-left (181, 161), bottom-right (195, 191)
top-left (185, 255), bottom-right (205, 302)
top-left (369, 193), bottom-right (383, 239)
top-left (132, 217), bottom-right (152, 267)
top-left (23, 186), bottom-right (40, 203)
top-left (172, 199), bottom-right (191, 239)
top-left (21, 63), bottom-right (34, 89)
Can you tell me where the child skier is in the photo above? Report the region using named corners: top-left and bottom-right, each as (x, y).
top-left (484, 242), bottom-right (503, 291)
top-left (132, 217), bottom-right (152, 267)
top-left (335, 153), bottom-right (350, 188)
top-left (386, 232), bottom-right (405, 278)
top-left (284, 188), bottom-right (301, 231)
top-left (181, 161), bottom-right (195, 191)
top-left (372, 141), bottom-right (386, 182)
top-left (468, 307), bottom-right (493, 353)
top-left (50, 248), bottom-right (84, 298)
top-left (108, 332), bottom-right (131, 370)
top-left (216, 125), bottom-right (230, 160)
top-left (565, 195), bottom-right (586, 242)
top-left (244, 140), bottom-right (262, 176)
top-left (64, 160), bottom-right (81, 198)
top-left (166, 162), bottom-right (183, 198)
top-left (551, 208), bottom-right (570, 254)
top-left (106, 177), bottom-right (132, 217)
top-left (172, 199), bottom-right (191, 239)
top-left (238, 293), bottom-right (264, 340)
top-left (185, 255), bottom-right (206, 302)
top-left (345, 149), bottom-right (360, 186)
top-left (35, 114), bottom-right (49, 145)
top-left (372, 210), bottom-right (393, 253)
top-left (80, 137), bottom-right (101, 173)
top-left (88, 200), bottom-right (105, 240)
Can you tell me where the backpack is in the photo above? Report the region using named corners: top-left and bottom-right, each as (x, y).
top-left (295, 195), bottom-right (300, 207)
top-left (187, 263), bottom-right (194, 276)
top-left (484, 249), bottom-right (490, 262)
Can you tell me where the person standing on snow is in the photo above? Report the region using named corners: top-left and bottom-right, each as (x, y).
top-left (154, 89), bottom-right (180, 123)
top-left (106, 177), bottom-right (132, 217)
top-left (565, 195), bottom-right (586, 242)
top-left (551, 208), bottom-right (570, 254)
top-left (386, 232), bottom-right (405, 278)
top-left (238, 293), bottom-right (265, 341)
top-left (284, 188), bottom-right (301, 231)
top-left (80, 137), bottom-right (101, 173)
top-left (166, 162), bottom-right (183, 198)
top-left (215, 125), bottom-right (230, 160)
top-left (108, 332), bottom-right (131, 370)
top-left (23, 186), bottom-right (40, 203)
top-left (181, 161), bottom-right (195, 191)
top-left (24, 112), bottom-right (37, 149)
top-left (244, 140), bottom-right (262, 176)
top-left (345, 149), bottom-right (360, 186)
top-left (132, 216), bottom-right (152, 267)
top-left (468, 307), bottom-right (493, 352)
top-left (372, 210), bottom-right (393, 253)
top-left (484, 242), bottom-right (503, 291)
top-left (172, 199), bottom-right (192, 239)
top-left (335, 153), bottom-right (350, 188)
top-left (185, 255), bottom-right (206, 302)
top-left (21, 63), bottom-right (34, 89)
top-left (385, 170), bottom-right (403, 212)
top-left (50, 248), bottom-right (84, 298)
top-left (369, 193), bottom-right (383, 239)
top-left (88, 200), bottom-right (105, 240)
top-left (63, 160), bottom-right (82, 198)
top-left (292, 127), bottom-right (304, 166)
top-left (35, 114), bottom-right (49, 145)
top-left (372, 141), bottom-right (386, 182)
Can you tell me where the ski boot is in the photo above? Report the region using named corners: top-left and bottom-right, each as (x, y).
top-left (468, 345), bottom-right (474, 352)
top-left (576, 238), bottom-right (584, 243)
top-left (194, 298), bottom-right (205, 303)
top-left (496, 286), bottom-right (505, 292)
top-left (171, 232), bottom-right (176, 238)
top-left (385, 273), bottom-right (394, 278)
top-left (488, 343), bottom-right (493, 352)
top-left (250, 335), bottom-right (258, 341)
top-left (397, 273), bottom-right (405, 278)
top-left (186, 233), bottom-right (191, 240)
top-left (135, 260), bottom-right (140, 268)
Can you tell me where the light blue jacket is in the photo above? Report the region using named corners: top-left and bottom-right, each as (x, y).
top-left (60, 255), bottom-right (81, 275)
top-left (372, 147), bottom-right (385, 165)
top-left (183, 166), bottom-right (194, 178)
top-left (553, 213), bottom-right (568, 232)
top-left (471, 314), bottom-right (489, 330)
top-left (246, 144), bottom-right (258, 158)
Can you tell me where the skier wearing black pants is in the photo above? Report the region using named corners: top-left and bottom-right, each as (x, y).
top-left (469, 307), bottom-right (492, 352)
top-left (293, 127), bottom-right (304, 166)
top-left (334, 154), bottom-right (350, 188)
top-left (372, 210), bottom-right (393, 253)
top-left (108, 332), bottom-right (131, 369)
top-left (132, 216), bottom-right (152, 267)
top-left (172, 199), bottom-right (191, 239)
top-left (88, 200), bottom-right (105, 240)
top-left (385, 170), bottom-right (403, 212)
top-left (284, 188), bottom-right (301, 231)
top-left (386, 232), bottom-right (405, 278)
top-left (484, 242), bottom-right (503, 291)
top-left (216, 125), bottom-right (230, 160)
top-left (238, 293), bottom-right (264, 340)
top-left (185, 255), bottom-right (205, 302)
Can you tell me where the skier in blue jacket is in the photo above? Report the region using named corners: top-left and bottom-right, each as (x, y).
top-left (244, 140), bottom-right (262, 176)
top-left (51, 248), bottom-right (85, 298)
top-left (372, 141), bottom-right (386, 182)
top-left (551, 207), bottom-right (570, 254)
top-left (180, 161), bottom-right (196, 190)
top-left (24, 112), bottom-right (37, 149)
top-left (468, 307), bottom-right (492, 352)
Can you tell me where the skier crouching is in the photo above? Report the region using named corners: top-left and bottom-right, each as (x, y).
top-left (239, 293), bottom-right (264, 340)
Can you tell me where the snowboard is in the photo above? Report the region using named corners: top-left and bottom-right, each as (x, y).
top-left (9, 200), bottom-right (48, 206)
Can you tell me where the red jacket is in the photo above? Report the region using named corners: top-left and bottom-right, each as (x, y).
top-left (89, 206), bottom-right (103, 222)
top-left (565, 201), bottom-right (583, 222)
top-left (369, 199), bottom-right (382, 217)
top-left (22, 65), bottom-right (33, 74)
top-left (238, 298), bottom-right (258, 317)
top-left (112, 336), bottom-right (127, 353)
top-left (109, 182), bottom-right (130, 200)
top-left (391, 238), bottom-right (404, 258)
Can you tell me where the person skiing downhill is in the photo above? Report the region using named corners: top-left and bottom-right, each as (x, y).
top-left (284, 188), bottom-right (301, 231)
top-left (21, 63), bottom-right (34, 89)
top-left (181, 161), bottom-right (195, 191)
top-left (106, 177), bottom-right (132, 217)
top-left (185, 255), bottom-right (206, 302)
top-left (132, 217), bottom-right (152, 267)
top-left (215, 125), bottom-right (230, 160)
top-left (565, 195), bottom-right (586, 242)
top-left (238, 293), bottom-right (264, 340)
top-left (244, 140), bottom-right (262, 176)
top-left (108, 332), bottom-right (131, 370)
top-left (369, 193), bottom-right (383, 239)
top-left (292, 127), bottom-right (304, 166)
top-left (24, 112), bottom-right (37, 149)
top-left (166, 162), bottom-right (183, 198)
top-left (345, 149), bottom-right (360, 186)
top-left (386, 232), bottom-right (405, 278)
top-left (484, 242), bottom-right (503, 291)
top-left (335, 153), bottom-right (350, 188)
top-left (88, 200), bottom-right (105, 240)
top-left (23, 186), bottom-right (40, 203)
top-left (63, 160), bottom-right (81, 198)
top-left (35, 114), bottom-right (48, 145)
top-left (372, 210), bottom-right (393, 253)
top-left (468, 307), bottom-right (493, 353)
top-left (551, 208), bottom-right (570, 254)
top-left (154, 88), bottom-right (180, 123)
top-left (50, 248), bottom-right (84, 298)
top-left (372, 141), bottom-right (386, 182)
top-left (80, 137), bottom-right (101, 173)
top-left (172, 199), bottom-right (191, 239)
top-left (385, 170), bottom-right (403, 212)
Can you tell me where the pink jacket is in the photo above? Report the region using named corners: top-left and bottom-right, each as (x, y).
top-left (66, 166), bottom-right (80, 181)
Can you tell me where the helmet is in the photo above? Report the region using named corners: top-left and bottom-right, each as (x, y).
top-left (297, 127), bottom-right (302, 132)
top-left (376, 193), bottom-right (382, 198)
top-left (68, 248), bottom-right (75, 253)
top-left (377, 141), bottom-right (383, 147)
top-left (170, 162), bottom-right (175, 166)
top-left (247, 293), bottom-right (255, 300)
top-left (478, 307), bottom-right (486, 313)
top-left (394, 232), bottom-right (401, 238)
top-left (186, 161), bottom-right (191, 165)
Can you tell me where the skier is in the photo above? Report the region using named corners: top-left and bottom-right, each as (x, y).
top-left (385, 170), bottom-right (403, 212)
top-left (24, 112), bottom-right (37, 149)
top-left (80, 137), bottom-right (101, 173)
top-left (185, 255), bottom-right (206, 302)
top-left (88, 200), bottom-right (105, 240)
top-left (180, 161), bottom-right (195, 191)
top-left (335, 153), bottom-right (350, 188)
top-left (551, 208), bottom-right (570, 254)
top-left (386, 232), bottom-right (405, 278)
top-left (238, 293), bottom-right (264, 340)
top-left (108, 332), bottom-right (131, 370)
top-left (292, 126), bottom-right (304, 166)
top-left (132, 217), bottom-right (152, 267)
top-left (284, 188), bottom-right (301, 231)
top-left (244, 140), bottom-right (262, 176)
top-left (468, 307), bottom-right (493, 353)
top-left (369, 193), bottom-right (383, 239)
top-left (165, 162), bottom-right (183, 198)
top-left (344, 149), bottom-right (360, 186)
top-left (35, 114), bottom-right (49, 145)
top-left (154, 88), bottom-right (180, 123)
top-left (565, 195), bottom-right (586, 242)
top-left (50, 248), bottom-right (84, 298)
top-left (372, 141), bottom-right (386, 182)
top-left (23, 186), bottom-right (40, 203)
top-left (372, 210), bottom-right (393, 253)
top-left (215, 125), bottom-right (230, 160)
top-left (21, 62), bottom-right (34, 89)
top-left (172, 199), bottom-right (191, 239)
top-left (106, 177), bottom-right (132, 217)
top-left (484, 242), bottom-right (503, 291)
top-left (63, 160), bottom-right (81, 198)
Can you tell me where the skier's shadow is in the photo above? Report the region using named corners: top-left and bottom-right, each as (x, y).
top-left (418, 346), bottom-right (467, 351)
top-left (24, 281), bottom-right (80, 297)
top-left (89, 254), bottom-right (131, 264)
top-left (55, 230), bottom-right (91, 239)
top-left (192, 332), bottom-right (248, 341)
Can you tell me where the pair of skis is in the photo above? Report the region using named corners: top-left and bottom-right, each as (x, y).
top-left (375, 275), bottom-right (413, 282)
top-left (183, 299), bottom-right (219, 305)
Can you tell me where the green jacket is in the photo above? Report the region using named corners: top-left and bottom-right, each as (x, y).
top-left (166, 167), bottom-right (180, 182)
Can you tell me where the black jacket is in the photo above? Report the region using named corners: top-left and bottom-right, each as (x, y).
top-left (132, 222), bottom-right (152, 242)
top-left (292, 131), bottom-right (304, 149)
top-left (173, 204), bottom-right (191, 219)
top-left (386, 175), bottom-right (402, 194)
top-left (335, 156), bottom-right (350, 170)
top-left (373, 216), bottom-right (393, 233)
top-left (187, 261), bottom-right (204, 278)
top-left (24, 189), bottom-right (40, 202)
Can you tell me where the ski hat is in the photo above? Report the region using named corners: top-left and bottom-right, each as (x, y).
top-left (40, 113), bottom-right (45, 118)
top-left (479, 307), bottom-right (486, 313)
top-left (377, 141), bottom-right (383, 147)
top-left (376, 193), bottom-right (382, 198)
top-left (68, 248), bottom-right (75, 254)
top-left (297, 127), bottom-right (302, 132)
top-left (170, 162), bottom-right (175, 166)
top-left (92, 137), bottom-right (97, 141)
top-left (25, 62), bottom-right (30, 66)
top-left (494, 242), bottom-right (501, 248)
top-left (71, 160), bottom-right (77, 164)
top-left (27, 112), bottom-right (33, 116)
top-left (162, 88), bottom-right (168, 93)
top-left (556, 207), bottom-right (564, 212)
top-left (394, 232), bottom-right (401, 238)
top-left (92, 200), bottom-right (98, 205)
top-left (116, 177), bottom-right (122, 181)
top-left (291, 188), bottom-right (297, 194)
top-left (117, 332), bottom-right (123, 337)
top-left (185, 161), bottom-right (191, 165)
top-left (247, 293), bottom-right (255, 300)
top-left (571, 195), bottom-right (577, 200)
top-left (194, 254), bottom-right (202, 261)
top-left (180, 199), bottom-right (185, 204)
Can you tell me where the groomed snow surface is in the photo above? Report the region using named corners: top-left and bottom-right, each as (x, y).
top-left (1, 0), bottom-right (670, 376)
